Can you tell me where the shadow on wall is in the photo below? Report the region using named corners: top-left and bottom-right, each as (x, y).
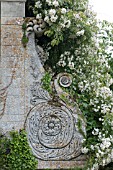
top-left (25, 0), bottom-right (35, 17)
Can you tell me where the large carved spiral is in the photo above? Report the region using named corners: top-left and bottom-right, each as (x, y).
top-left (26, 102), bottom-right (83, 160)
top-left (26, 34), bottom-right (85, 161)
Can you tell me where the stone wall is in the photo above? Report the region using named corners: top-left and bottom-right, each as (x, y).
top-left (0, 0), bottom-right (29, 132)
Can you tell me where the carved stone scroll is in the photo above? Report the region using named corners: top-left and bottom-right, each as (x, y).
top-left (26, 33), bottom-right (85, 161)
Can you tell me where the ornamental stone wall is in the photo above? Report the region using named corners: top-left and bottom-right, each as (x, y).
top-left (0, 1), bottom-right (86, 169)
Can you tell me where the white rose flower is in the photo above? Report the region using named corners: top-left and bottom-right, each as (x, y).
top-left (44, 16), bottom-right (50, 23)
top-left (44, 10), bottom-right (48, 15)
top-left (68, 61), bottom-right (74, 69)
top-left (90, 145), bottom-right (94, 150)
top-left (60, 23), bottom-right (65, 28)
top-left (81, 147), bottom-right (89, 154)
top-left (49, 9), bottom-right (56, 16)
top-left (74, 13), bottom-right (81, 19)
top-left (76, 29), bottom-right (85, 36)
top-left (53, 0), bottom-right (59, 7)
top-left (64, 51), bottom-right (70, 55)
top-left (81, 138), bottom-right (86, 143)
top-left (36, 13), bottom-right (42, 19)
top-left (96, 152), bottom-right (100, 158)
top-left (64, 20), bottom-right (71, 28)
top-left (92, 163), bottom-right (99, 170)
top-left (102, 159), bottom-right (106, 166)
top-left (60, 54), bottom-right (64, 58)
top-left (35, 1), bottom-right (42, 8)
top-left (92, 128), bottom-right (99, 135)
top-left (61, 8), bottom-right (67, 14)
top-left (46, 0), bottom-right (51, 6)
top-left (111, 150), bottom-right (113, 159)
top-left (50, 15), bottom-right (58, 22)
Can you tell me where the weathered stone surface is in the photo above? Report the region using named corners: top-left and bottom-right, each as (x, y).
top-left (0, 122), bottom-right (24, 131)
top-left (1, 114), bottom-right (25, 121)
top-left (1, 45), bottom-right (25, 58)
top-left (1, 25), bottom-right (23, 46)
top-left (26, 102), bottom-right (83, 160)
top-left (0, 1), bottom-right (26, 130)
top-left (1, 17), bottom-right (24, 25)
top-left (1, 1), bottom-right (25, 17)
top-left (1, 55), bottom-right (24, 68)
top-left (38, 159), bottom-right (86, 169)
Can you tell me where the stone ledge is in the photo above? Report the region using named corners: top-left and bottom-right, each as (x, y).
top-left (38, 159), bottom-right (86, 169)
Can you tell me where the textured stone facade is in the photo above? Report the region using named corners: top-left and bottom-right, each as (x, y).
top-left (0, 0), bottom-right (28, 131)
top-left (0, 0), bottom-right (86, 168)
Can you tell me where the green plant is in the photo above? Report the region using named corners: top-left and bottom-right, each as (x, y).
top-left (22, 21), bottom-right (29, 47)
top-left (0, 132), bottom-right (10, 170)
top-left (0, 130), bottom-right (37, 170)
top-left (41, 72), bottom-right (52, 94)
top-left (69, 167), bottom-right (87, 170)
top-left (6, 129), bottom-right (37, 170)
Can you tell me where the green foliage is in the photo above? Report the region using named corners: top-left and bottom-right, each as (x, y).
top-left (41, 72), bottom-right (52, 94)
top-left (70, 167), bottom-right (87, 170)
top-left (0, 130), bottom-right (37, 170)
top-left (22, 22), bottom-right (29, 47)
top-left (21, 33), bottom-right (29, 47)
top-left (22, 22), bottom-right (27, 30)
top-left (0, 133), bottom-right (10, 170)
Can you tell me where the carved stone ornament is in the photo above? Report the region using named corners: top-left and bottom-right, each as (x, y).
top-left (58, 73), bottom-right (72, 87)
top-left (26, 102), bottom-right (83, 160)
top-left (26, 33), bottom-right (86, 161)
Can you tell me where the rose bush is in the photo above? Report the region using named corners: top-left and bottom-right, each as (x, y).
top-left (28, 0), bottom-right (113, 169)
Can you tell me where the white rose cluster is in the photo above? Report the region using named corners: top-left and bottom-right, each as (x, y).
top-left (34, 0), bottom-right (72, 43)
top-left (35, 1), bottom-right (42, 8)
top-left (57, 51), bottom-right (74, 69)
top-left (33, 1), bottom-right (113, 169)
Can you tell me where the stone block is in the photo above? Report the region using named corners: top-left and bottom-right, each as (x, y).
top-left (38, 159), bottom-right (86, 169)
top-left (1, 17), bottom-right (24, 25)
top-left (1, 114), bottom-right (25, 122)
top-left (4, 95), bottom-right (25, 115)
top-left (0, 68), bottom-right (13, 77)
top-left (0, 121), bottom-right (24, 132)
top-left (1, 25), bottom-right (23, 46)
top-left (1, 56), bottom-right (25, 69)
top-left (1, 75), bottom-right (25, 90)
top-left (1, 1), bottom-right (25, 17)
top-left (8, 87), bottom-right (24, 96)
top-left (1, 45), bottom-right (24, 58)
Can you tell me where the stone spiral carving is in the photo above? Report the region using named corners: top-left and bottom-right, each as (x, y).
top-left (59, 73), bottom-right (72, 87)
top-left (26, 102), bottom-right (83, 160)
top-left (26, 33), bottom-right (86, 161)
